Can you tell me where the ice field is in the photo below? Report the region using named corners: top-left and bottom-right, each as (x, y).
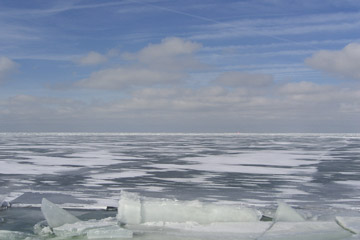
top-left (1, 133), bottom-right (360, 239)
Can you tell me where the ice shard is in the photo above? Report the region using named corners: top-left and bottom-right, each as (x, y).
top-left (117, 191), bottom-right (260, 225)
top-left (117, 191), bottom-right (142, 224)
top-left (274, 201), bottom-right (305, 222)
top-left (40, 198), bottom-right (134, 238)
top-left (41, 198), bottom-right (80, 228)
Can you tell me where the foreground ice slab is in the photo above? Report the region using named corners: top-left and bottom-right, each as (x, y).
top-left (336, 216), bottom-right (360, 234)
top-left (259, 222), bottom-right (352, 240)
top-left (131, 222), bottom-right (273, 240)
top-left (117, 191), bottom-right (260, 225)
top-left (87, 225), bottom-right (133, 239)
top-left (0, 230), bottom-right (39, 240)
top-left (52, 219), bottom-right (117, 237)
top-left (41, 198), bottom-right (80, 228)
top-left (52, 218), bottom-right (133, 239)
top-left (52, 219), bottom-right (133, 239)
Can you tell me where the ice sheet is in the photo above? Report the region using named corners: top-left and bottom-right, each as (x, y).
top-left (335, 180), bottom-right (360, 188)
top-left (87, 170), bottom-right (150, 186)
top-left (184, 151), bottom-right (319, 167)
top-left (277, 187), bottom-right (309, 196)
top-left (151, 151), bottom-right (319, 175)
top-left (0, 161), bottom-right (72, 175)
top-left (0, 150), bottom-right (132, 175)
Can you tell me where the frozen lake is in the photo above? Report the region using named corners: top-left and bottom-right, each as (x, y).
top-left (1, 133), bottom-right (360, 239)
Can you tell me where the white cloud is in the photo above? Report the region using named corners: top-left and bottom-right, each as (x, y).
top-left (305, 43), bottom-right (360, 80)
top-left (138, 37), bottom-right (201, 60)
top-left (76, 67), bottom-right (184, 89)
top-left (91, 82), bottom-right (359, 117)
top-left (76, 37), bottom-right (203, 89)
top-left (2, 81), bottom-right (360, 132)
top-left (0, 95), bottom-right (85, 118)
top-left (127, 37), bottom-right (203, 71)
top-left (215, 72), bottom-right (274, 88)
top-left (279, 81), bottom-right (333, 94)
top-left (0, 56), bottom-right (17, 83)
top-left (75, 51), bottom-right (108, 65)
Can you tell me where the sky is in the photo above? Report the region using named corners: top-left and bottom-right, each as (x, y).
top-left (0, 0), bottom-right (360, 133)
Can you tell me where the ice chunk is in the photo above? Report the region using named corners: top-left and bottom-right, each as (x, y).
top-left (142, 199), bottom-right (260, 224)
top-left (87, 225), bottom-right (133, 239)
top-left (0, 195), bottom-right (11, 210)
top-left (274, 202), bottom-right (305, 222)
top-left (1, 200), bottom-right (11, 210)
top-left (52, 218), bottom-right (119, 237)
top-left (259, 222), bottom-right (352, 240)
top-left (118, 191), bottom-right (142, 224)
top-left (33, 221), bottom-right (53, 238)
top-left (41, 198), bottom-right (80, 228)
top-left (117, 191), bottom-right (260, 225)
top-left (335, 216), bottom-right (360, 234)
top-left (0, 230), bottom-right (40, 240)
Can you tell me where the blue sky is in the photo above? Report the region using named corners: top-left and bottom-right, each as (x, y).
top-left (1, 0), bottom-right (360, 132)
